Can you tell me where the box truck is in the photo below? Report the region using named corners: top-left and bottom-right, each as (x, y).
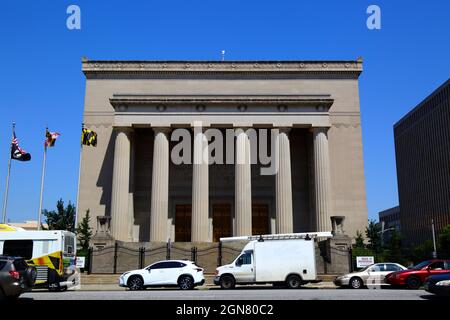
top-left (214, 232), bottom-right (332, 289)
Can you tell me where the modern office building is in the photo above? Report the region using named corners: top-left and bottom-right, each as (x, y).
top-left (394, 79), bottom-right (450, 246)
top-left (78, 59), bottom-right (368, 243)
top-left (378, 206), bottom-right (401, 242)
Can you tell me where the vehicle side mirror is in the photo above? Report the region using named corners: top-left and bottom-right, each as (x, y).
top-left (148, 268), bottom-right (151, 273)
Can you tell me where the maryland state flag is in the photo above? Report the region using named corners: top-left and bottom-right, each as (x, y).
top-left (82, 127), bottom-right (97, 147)
top-left (11, 130), bottom-right (31, 161)
top-left (45, 129), bottom-right (60, 148)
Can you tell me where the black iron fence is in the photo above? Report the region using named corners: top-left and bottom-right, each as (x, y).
top-left (88, 240), bottom-right (353, 274)
top-left (88, 241), bottom-right (244, 274)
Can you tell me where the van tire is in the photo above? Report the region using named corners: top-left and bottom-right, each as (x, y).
top-left (220, 275), bottom-right (236, 289)
top-left (286, 275), bottom-right (302, 289)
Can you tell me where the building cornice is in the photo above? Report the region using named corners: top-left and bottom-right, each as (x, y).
top-left (82, 59), bottom-right (363, 78)
top-left (109, 94), bottom-right (334, 109)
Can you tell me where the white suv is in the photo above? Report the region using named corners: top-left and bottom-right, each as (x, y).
top-left (119, 260), bottom-right (205, 290)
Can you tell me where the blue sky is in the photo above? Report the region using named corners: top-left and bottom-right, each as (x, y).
top-left (0, 0), bottom-right (449, 223)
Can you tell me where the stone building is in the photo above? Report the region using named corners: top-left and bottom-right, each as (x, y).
top-left (78, 59), bottom-right (368, 243)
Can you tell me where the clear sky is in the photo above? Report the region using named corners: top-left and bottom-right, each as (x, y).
top-left (0, 0), bottom-right (449, 224)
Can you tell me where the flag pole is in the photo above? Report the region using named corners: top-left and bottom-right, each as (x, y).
top-left (75, 123), bottom-right (84, 229)
top-left (37, 127), bottom-right (48, 230)
top-left (1, 122), bottom-right (14, 224)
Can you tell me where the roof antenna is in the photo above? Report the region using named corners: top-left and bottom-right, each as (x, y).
top-left (221, 50), bottom-right (225, 61)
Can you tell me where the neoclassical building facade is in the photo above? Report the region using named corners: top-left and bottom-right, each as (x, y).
top-left (78, 59), bottom-right (368, 242)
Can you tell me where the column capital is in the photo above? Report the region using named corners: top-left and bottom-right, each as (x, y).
top-left (275, 127), bottom-right (292, 134)
top-left (152, 127), bottom-right (171, 134)
top-left (113, 126), bottom-right (133, 133)
top-left (311, 126), bottom-right (330, 134)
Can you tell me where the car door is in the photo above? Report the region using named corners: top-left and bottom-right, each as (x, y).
top-left (233, 251), bottom-right (255, 283)
top-left (426, 261), bottom-right (449, 279)
top-left (377, 264), bottom-right (403, 285)
top-left (160, 262), bottom-right (185, 285)
top-left (366, 264), bottom-right (385, 285)
top-left (144, 262), bottom-right (167, 285)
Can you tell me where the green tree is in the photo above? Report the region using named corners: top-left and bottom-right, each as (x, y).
top-left (384, 229), bottom-right (405, 264)
top-left (354, 230), bottom-right (365, 248)
top-left (365, 220), bottom-right (382, 254)
top-left (410, 240), bottom-right (434, 263)
top-left (438, 224), bottom-right (450, 259)
top-left (76, 210), bottom-right (93, 255)
top-left (42, 199), bottom-right (76, 232)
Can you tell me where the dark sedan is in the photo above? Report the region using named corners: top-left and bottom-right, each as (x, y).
top-left (424, 273), bottom-right (450, 297)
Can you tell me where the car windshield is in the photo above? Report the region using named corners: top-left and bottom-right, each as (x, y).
top-left (358, 264), bottom-right (376, 272)
top-left (410, 260), bottom-right (431, 270)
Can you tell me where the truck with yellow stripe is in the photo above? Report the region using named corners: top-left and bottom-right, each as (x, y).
top-left (0, 228), bottom-right (78, 291)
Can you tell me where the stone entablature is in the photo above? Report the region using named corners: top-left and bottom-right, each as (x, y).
top-left (82, 59), bottom-right (363, 78)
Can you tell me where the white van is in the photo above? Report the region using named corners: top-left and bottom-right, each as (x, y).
top-left (0, 229), bottom-right (78, 291)
top-left (214, 232), bottom-right (332, 289)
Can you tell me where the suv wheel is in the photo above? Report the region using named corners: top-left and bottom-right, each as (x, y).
top-left (26, 267), bottom-right (37, 287)
top-left (179, 276), bottom-right (194, 290)
top-left (127, 275), bottom-right (144, 290)
top-left (220, 275), bottom-right (236, 289)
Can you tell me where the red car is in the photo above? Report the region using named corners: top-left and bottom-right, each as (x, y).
top-left (385, 260), bottom-right (450, 289)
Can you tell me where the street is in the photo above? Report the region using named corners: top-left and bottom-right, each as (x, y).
top-left (20, 288), bottom-right (436, 300)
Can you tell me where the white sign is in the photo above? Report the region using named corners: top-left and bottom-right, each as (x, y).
top-left (356, 256), bottom-right (374, 268)
top-left (76, 257), bottom-right (85, 268)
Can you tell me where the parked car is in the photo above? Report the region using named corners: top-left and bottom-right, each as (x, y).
top-left (0, 256), bottom-right (37, 300)
top-left (119, 260), bottom-right (205, 290)
top-left (424, 273), bottom-right (450, 297)
top-left (385, 259), bottom-right (450, 289)
top-left (334, 263), bottom-right (407, 289)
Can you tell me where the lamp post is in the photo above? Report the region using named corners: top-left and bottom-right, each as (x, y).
top-left (379, 221), bottom-right (395, 247)
top-left (431, 218), bottom-right (437, 259)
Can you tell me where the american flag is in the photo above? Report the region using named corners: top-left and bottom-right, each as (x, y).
top-left (11, 131), bottom-right (31, 161)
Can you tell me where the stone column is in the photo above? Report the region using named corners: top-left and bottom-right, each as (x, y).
top-left (191, 128), bottom-right (209, 242)
top-left (150, 127), bottom-right (170, 241)
top-left (235, 129), bottom-right (252, 236)
top-left (313, 127), bottom-right (333, 232)
top-left (110, 127), bottom-right (132, 242)
top-left (275, 128), bottom-right (293, 233)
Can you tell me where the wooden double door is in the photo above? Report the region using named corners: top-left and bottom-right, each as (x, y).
top-left (175, 203), bottom-right (270, 242)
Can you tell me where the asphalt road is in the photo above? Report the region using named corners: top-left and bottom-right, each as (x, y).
top-left (20, 288), bottom-right (436, 300)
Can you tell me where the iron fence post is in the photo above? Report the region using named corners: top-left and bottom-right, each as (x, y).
top-left (217, 242), bottom-right (222, 267)
top-left (113, 242), bottom-right (118, 274)
top-left (87, 247), bottom-right (93, 275)
top-left (166, 240), bottom-right (171, 260)
top-left (191, 247), bottom-right (197, 263)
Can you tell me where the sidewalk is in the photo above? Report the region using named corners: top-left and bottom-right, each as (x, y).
top-left (77, 273), bottom-right (338, 291)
